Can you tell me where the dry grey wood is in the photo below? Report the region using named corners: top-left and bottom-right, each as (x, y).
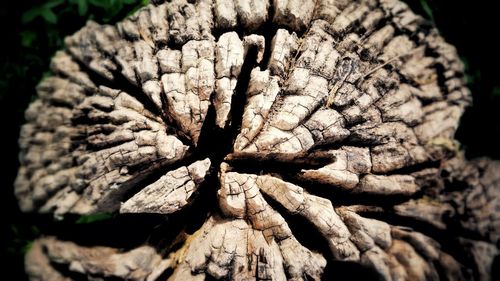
top-left (120, 158), bottom-right (211, 214)
top-left (16, 0), bottom-right (498, 280)
top-left (26, 237), bottom-right (172, 281)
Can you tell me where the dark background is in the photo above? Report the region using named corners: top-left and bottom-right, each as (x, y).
top-left (1, 0), bottom-right (499, 279)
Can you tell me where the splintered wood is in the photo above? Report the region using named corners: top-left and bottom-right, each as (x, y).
top-left (16, 0), bottom-right (498, 280)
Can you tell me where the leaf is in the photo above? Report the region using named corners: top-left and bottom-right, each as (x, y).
top-left (10, 224), bottom-right (19, 236)
top-left (75, 213), bottom-right (113, 224)
top-left (461, 57), bottom-right (481, 85)
top-left (45, 0), bottom-right (65, 9)
top-left (31, 226), bottom-right (40, 236)
top-left (420, 0), bottom-right (434, 22)
top-left (492, 86), bottom-right (500, 97)
top-left (22, 8), bottom-right (41, 24)
top-left (23, 0), bottom-right (64, 24)
top-left (41, 7), bottom-right (58, 24)
top-left (22, 241), bottom-right (34, 254)
top-left (20, 31), bottom-right (37, 47)
top-left (42, 71), bottom-right (53, 80)
top-left (89, 0), bottom-right (110, 9)
top-left (126, 0), bottom-right (149, 17)
top-left (47, 29), bottom-right (63, 48)
top-left (77, 0), bottom-right (89, 16)
top-left (461, 56), bottom-right (469, 71)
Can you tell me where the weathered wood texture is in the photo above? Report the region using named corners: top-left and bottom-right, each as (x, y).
top-left (16, 0), bottom-right (498, 280)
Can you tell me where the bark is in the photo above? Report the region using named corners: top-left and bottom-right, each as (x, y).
top-left (15, 0), bottom-right (498, 280)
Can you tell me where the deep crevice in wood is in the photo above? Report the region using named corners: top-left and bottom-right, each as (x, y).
top-left (69, 56), bottom-right (161, 118)
top-left (289, 175), bottom-right (413, 208)
top-left (228, 46), bottom-right (259, 145)
top-left (30, 213), bottom-right (166, 249)
top-left (260, 191), bottom-right (332, 259)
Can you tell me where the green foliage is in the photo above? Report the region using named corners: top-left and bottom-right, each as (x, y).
top-left (492, 87), bottom-right (500, 97)
top-left (20, 31), bottom-right (37, 47)
top-left (419, 0), bottom-right (434, 21)
top-left (22, 0), bottom-right (148, 25)
top-left (6, 225), bottom-right (39, 256)
top-left (22, 0), bottom-right (65, 24)
top-left (75, 213), bottom-right (114, 224)
top-left (19, 0), bottom-right (149, 51)
top-left (0, 0), bottom-right (148, 103)
top-left (22, 241), bottom-right (34, 255)
top-left (462, 57), bottom-right (481, 85)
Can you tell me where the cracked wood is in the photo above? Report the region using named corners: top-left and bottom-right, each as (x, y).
top-left (16, 0), bottom-right (499, 280)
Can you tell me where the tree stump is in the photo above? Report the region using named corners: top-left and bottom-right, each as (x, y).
top-left (16, 0), bottom-right (499, 280)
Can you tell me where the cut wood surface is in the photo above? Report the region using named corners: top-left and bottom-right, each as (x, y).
top-left (16, 0), bottom-right (499, 280)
